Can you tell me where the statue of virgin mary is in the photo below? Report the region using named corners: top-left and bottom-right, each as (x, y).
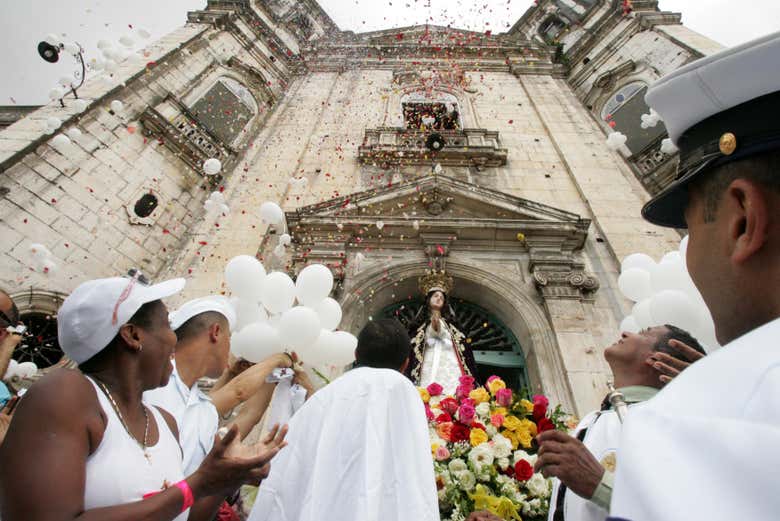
top-left (405, 270), bottom-right (478, 395)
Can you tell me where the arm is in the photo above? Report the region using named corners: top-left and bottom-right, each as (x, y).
top-left (534, 430), bottom-right (605, 502)
top-left (646, 339), bottom-right (706, 384)
top-left (0, 332), bottom-right (22, 379)
top-left (209, 354), bottom-right (292, 416)
top-left (211, 357), bottom-right (252, 393)
top-left (229, 382), bottom-right (277, 440)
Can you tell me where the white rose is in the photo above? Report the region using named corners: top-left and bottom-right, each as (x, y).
top-left (491, 433), bottom-right (512, 459)
top-left (475, 402), bottom-right (490, 417)
top-left (486, 424), bottom-right (498, 437)
top-left (497, 457), bottom-right (510, 470)
top-left (457, 470), bottom-right (476, 491)
top-left (468, 444), bottom-right (495, 470)
top-left (448, 458), bottom-right (468, 475)
top-left (429, 396), bottom-right (442, 408)
top-left (526, 473), bottom-right (551, 498)
top-left (514, 449), bottom-right (537, 467)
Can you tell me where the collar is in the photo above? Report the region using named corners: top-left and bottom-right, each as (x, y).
top-left (618, 385), bottom-right (659, 404)
top-left (169, 360), bottom-right (211, 406)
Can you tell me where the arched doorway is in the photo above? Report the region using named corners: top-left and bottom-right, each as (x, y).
top-left (10, 289), bottom-right (68, 370)
top-left (380, 296), bottom-right (530, 390)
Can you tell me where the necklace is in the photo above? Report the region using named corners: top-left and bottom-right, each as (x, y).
top-left (93, 377), bottom-right (151, 463)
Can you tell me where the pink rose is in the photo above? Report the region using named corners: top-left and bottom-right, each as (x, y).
top-left (490, 414), bottom-right (505, 428)
top-left (425, 404), bottom-right (434, 421)
top-left (455, 384), bottom-right (472, 400)
top-left (458, 403), bottom-right (476, 425)
top-left (495, 388), bottom-right (513, 407)
top-left (486, 375), bottom-right (501, 383)
top-left (426, 382), bottom-right (444, 397)
top-left (459, 375), bottom-right (476, 387)
top-left (533, 394), bottom-right (549, 408)
top-left (434, 445), bottom-right (451, 461)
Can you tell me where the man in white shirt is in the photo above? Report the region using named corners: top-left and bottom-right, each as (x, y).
top-left (248, 319), bottom-right (439, 521)
top-left (536, 325), bottom-right (704, 521)
top-left (608, 30), bottom-right (780, 521)
top-left (144, 296), bottom-right (294, 474)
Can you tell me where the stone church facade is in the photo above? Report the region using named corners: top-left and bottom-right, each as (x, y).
top-left (0, 0), bottom-right (723, 415)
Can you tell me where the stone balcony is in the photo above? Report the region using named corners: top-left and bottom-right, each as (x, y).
top-left (357, 127), bottom-right (508, 169)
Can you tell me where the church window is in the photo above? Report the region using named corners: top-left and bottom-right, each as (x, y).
top-left (191, 77), bottom-right (258, 146)
top-left (601, 82), bottom-right (667, 155)
top-left (133, 193), bottom-right (159, 218)
top-left (401, 91), bottom-right (462, 131)
top-left (10, 290), bottom-right (67, 369)
top-left (539, 16), bottom-right (566, 42)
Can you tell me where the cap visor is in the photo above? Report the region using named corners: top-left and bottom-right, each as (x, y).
top-left (142, 278), bottom-right (186, 304)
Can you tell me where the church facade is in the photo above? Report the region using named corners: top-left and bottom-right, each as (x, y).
top-left (0, 0), bottom-right (723, 415)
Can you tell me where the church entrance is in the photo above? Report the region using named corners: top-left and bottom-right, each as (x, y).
top-left (380, 296), bottom-right (530, 391)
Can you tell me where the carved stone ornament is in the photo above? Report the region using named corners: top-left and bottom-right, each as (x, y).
top-left (533, 268), bottom-right (600, 300)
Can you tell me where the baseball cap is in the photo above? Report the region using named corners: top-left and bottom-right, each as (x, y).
top-left (169, 296), bottom-right (237, 332)
top-left (58, 270), bottom-right (185, 364)
top-left (641, 30), bottom-right (780, 228)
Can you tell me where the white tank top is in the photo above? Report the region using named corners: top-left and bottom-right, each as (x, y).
top-left (83, 376), bottom-right (190, 521)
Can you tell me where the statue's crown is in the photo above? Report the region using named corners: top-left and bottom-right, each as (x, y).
top-left (418, 269), bottom-right (454, 295)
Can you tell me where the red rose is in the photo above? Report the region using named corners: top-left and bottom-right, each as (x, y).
top-left (471, 421), bottom-right (486, 431)
top-left (425, 404), bottom-right (435, 421)
top-left (427, 382), bottom-right (444, 397)
top-left (440, 397), bottom-right (459, 415)
top-left (451, 423), bottom-right (471, 442)
top-left (533, 402), bottom-right (547, 422)
top-left (537, 417), bottom-right (555, 433)
top-left (533, 394), bottom-right (549, 408)
top-left (435, 413), bottom-right (452, 424)
top-left (514, 459), bottom-right (534, 481)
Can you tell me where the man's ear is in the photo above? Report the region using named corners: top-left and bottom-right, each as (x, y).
top-left (208, 322), bottom-right (222, 343)
top-left (400, 356), bottom-right (410, 373)
top-left (726, 178), bottom-right (770, 265)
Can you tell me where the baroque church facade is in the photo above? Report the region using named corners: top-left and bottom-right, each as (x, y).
top-left (0, 0), bottom-right (724, 415)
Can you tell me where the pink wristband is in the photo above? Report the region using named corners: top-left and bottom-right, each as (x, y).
top-left (174, 480), bottom-right (195, 512)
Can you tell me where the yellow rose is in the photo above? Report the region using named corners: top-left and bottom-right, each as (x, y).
top-left (520, 418), bottom-right (538, 437)
top-left (517, 429), bottom-right (533, 449)
top-left (469, 387), bottom-right (491, 404)
top-left (492, 407), bottom-right (508, 417)
top-left (502, 430), bottom-right (520, 450)
top-left (502, 415), bottom-right (522, 432)
top-left (431, 443), bottom-right (439, 455)
top-left (487, 377), bottom-right (506, 396)
top-left (418, 388), bottom-right (430, 403)
top-left (519, 399), bottom-right (534, 415)
top-left (470, 428), bottom-right (489, 447)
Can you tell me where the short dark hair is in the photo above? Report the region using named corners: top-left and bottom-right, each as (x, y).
top-left (355, 319), bottom-right (411, 370)
top-left (653, 324), bottom-right (706, 362)
top-left (695, 148), bottom-right (780, 222)
top-left (79, 300), bottom-right (164, 372)
top-left (174, 311), bottom-right (228, 343)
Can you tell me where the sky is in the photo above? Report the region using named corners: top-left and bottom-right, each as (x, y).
top-left (1, 0), bottom-right (778, 105)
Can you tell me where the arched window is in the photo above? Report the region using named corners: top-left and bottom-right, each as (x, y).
top-left (539, 16), bottom-right (567, 42)
top-left (401, 91), bottom-right (462, 131)
top-left (133, 193), bottom-right (158, 218)
top-left (601, 82), bottom-right (667, 155)
top-left (191, 77), bottom-right (258, 146)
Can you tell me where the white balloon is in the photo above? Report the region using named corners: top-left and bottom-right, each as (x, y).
top-left (279, 233), bottom-right (292, 246)
top-left (231, 322), bottom-right (281, 363)
top-left (315, 297), bottom-right (342, 331)
top-left (51, 134), bottom-right (71, 149)
top-left (330, 331), bottom-right (358, 366)
top-left (45, 33), bottom-right (60, 46)
top-left (651, 258), bottom-right (688, 293)
top-left (97, 39), bottom-right (112, 49)
top-left (619, 315), bottom-right (640, 334)
top-left (48, 87), bottom-right (64, 101)
top-left (679, 235), bottom-right (689, 266)
top-left (225, 255), bottom-right (266, 299)
top-left (29, 243), bottom-right (51, 259)
top-left (72, 99), bottom-right (88, 112)
top-left (260, 201), bottom-right (285, 226)
top-left (46, 117), bottom-right (61, 131)
top-left (104, 59), bottom-right (118, 72)
top-left (3, 359), bottom-right (18, 380)
top-left (632, 299), bottom-right (654, 329)
top-left (66, 128), bottom-right (83, 140)
top-left (137, 28), bottom-right (152, 39)
top-left (110, 100), bottom-right (124, 113)
top-left (621, 253), bottom-right (656, 273)
top-left (617, 268), bottom-right (652, 302)
top-left (58, 76), bottom-right (74, 88)
top-left (63, 42), bottom-right (79, 55)
top-left (119, 35), bottom-right (135, 47)
top-left (278, 306), bottom-right (321, 351)
top-left (230, 297), bottom-right (267, 331)
top-left (262, 272), bottom-right (296, 314)
top-left (203, 158), bottom-right (222, 176)
top-left (660, 251), bottom-right (682, 264)
top-left (295, 264), bottom-right (334, 306)
top-left (649, 290), bottom-right (700, 332)
top-left (273, 244), bottom-right (286, 258)
top-left (305, 330), bottom-right (338, 366)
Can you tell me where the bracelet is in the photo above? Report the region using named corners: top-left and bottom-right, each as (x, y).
top-left (175, 480), bottom-right (195, 512)
top-left (283, 352), bottom-right (295, 365)
top-left (142, 480), bottom-right (194, 513)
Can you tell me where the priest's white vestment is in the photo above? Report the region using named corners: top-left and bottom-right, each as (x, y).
top-left (610, 318), bottom-right (780, 520)
top-left (248, 366), bottom-right (439, 521)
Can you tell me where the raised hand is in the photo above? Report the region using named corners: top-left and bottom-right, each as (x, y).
top-left (646, 339), bottom-right (706, 384)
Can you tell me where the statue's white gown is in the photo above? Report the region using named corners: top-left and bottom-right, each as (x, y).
top-left (418, 319), bottom-right (463, 396)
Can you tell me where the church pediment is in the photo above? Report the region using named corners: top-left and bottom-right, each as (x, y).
top-left (287, 174), bottom-right (590, 248)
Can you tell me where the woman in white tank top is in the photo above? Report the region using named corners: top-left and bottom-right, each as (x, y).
top-left (0, 274), bottom-right (287, 520)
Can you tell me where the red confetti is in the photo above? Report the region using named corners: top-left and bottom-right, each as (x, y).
top-left (198, 241), bottom-right (208, 246)
top-left (162, 228), bottom-right (170, 234)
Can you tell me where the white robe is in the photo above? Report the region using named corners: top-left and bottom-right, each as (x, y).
top-left (419, 320), bottom-right (462, 396)
top-left (610, 317), bottom-right (780, 520)
top-left (248, 366), bottom-right (440, 521)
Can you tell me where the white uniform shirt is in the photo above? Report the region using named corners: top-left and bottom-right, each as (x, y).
top-left (611, 318), bottom-right (780, 520)
top-left (548, 388), bottom-right (656, 521)
top-left (248, 367), bottom-right (439, 521)
top-left (144, 361), bottom-right (219, 475)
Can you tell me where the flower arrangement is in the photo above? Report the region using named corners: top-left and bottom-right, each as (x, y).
top-left (419, 375), bottom-right (570, 521)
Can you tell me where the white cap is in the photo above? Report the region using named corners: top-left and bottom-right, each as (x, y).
top-left (169, 296), bottom-right (237, 332)
top-left (58, 275), bottom-right (185, 364)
